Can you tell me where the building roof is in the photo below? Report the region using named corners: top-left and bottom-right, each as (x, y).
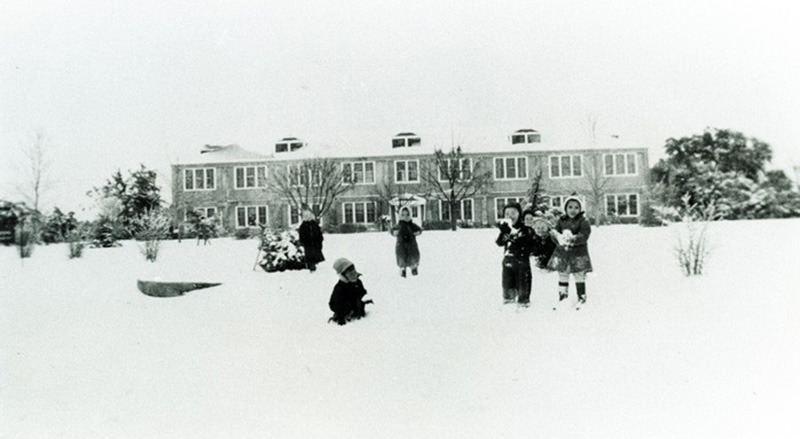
top-left (175, 132), bottom-right (644, 165)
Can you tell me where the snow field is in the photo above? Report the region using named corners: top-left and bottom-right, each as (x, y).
top-left (2, 219), bottom-right (800, 438)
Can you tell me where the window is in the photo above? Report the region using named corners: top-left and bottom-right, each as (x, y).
top-left (392, 135), bottom-right (421, 148)
top-left (438, 158), bottom-right (472, 181)
top-left (288, 204), bottom-right (323, 227)
top-left (395, 160), bottom-right (419, 183)
top-left (510, 131), bottom-right (541, 144)
top-left (511, 134), bottom-right (526, 144)
top-left (603, 153), bottom-right (637, 176)
top-left (235, 205), bottom-right (268, 228)
top-left (197, 207), bottom-right (217, 218)
top-left (527, 133), bottom-right (541, 143)
top-left (290, 142), bottom-right (303, 151)
top-left (184, 168), bottom-right (215, 191)
top-left (606, 193), bottom-right (639, 217)
top-left (494, 157), bottom-right (528, 180)
top-left (342, 202), bottom-right (377, 224)
top-left (549, 155), bottom-right (583, 178)
top-left (288, 164), bottom-right (322, 187)
top-left (234, 166), bottom-right (267, 189)
top-left (342, 161), bottom-right (375, 184)
top-left (276, 143), bottom-right (288, 153)
top-left (495, 196), bottom-right (527, 219)
top-left (440, 199), bottom-right (474, 222)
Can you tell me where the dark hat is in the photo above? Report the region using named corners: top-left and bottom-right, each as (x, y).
top-left (503, 201), bottom-right (523, 216)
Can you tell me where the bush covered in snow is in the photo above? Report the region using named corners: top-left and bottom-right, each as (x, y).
top-left (258, 228), bottom-right (306, 272)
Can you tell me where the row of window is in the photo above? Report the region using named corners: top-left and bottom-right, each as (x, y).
top-left (183, 153), bottom-right (640, 191)
top-left (198, 193), bottom-right (640, 229)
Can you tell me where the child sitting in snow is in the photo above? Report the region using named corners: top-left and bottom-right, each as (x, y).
top-left (328, 258), bottom-right (373, 325)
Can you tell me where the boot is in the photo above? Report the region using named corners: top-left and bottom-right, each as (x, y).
top-left (400, 268), bottom-right (406, 277)
top-left (576, 283), bottom-right (586, 304)
top-left (411, 267), bottom-right (418, 276)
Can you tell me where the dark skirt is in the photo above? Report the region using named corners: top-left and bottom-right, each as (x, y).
top-left (303, 245), bottom-right (325, 264)
top-left (547, 247), bottom-right (593, 273)
top-left (395, 241), bottom-right (420, 268)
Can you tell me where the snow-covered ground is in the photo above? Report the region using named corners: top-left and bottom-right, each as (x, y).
top-left (2, 219), bottom-right (800, 438)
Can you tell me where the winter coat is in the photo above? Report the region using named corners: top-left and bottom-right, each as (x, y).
top-left (495, 220), bottom-right (533, 259)
top-left (298, 220), bottom-right (325, 264)
top-left (547, 212), bottom-right (593, 273)
top-left (528, 231), bottom-right (557, 269)
top-left (392, 220), bottom-right (421, 268)
top-left (329, 278), bottom-right (368, 319)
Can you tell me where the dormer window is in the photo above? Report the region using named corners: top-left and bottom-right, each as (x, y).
top-left (276, 137), bottom-right (304, 153)
top-left (510, 129), bottom-right (541, 145)
top-left (392, 132), bottom-right (421, 148)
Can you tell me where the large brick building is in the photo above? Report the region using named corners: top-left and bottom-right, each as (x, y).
top-left (171, 130), bottom-right (650, 231)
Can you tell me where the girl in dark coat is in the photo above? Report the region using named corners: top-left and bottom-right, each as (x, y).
top-left (390, 207), bottom-right (422, 277)
top-left (496, 202), bottom-right (533, 306)
top-left (298, 207), bottom-right (325, 272)
top-left (547, 196), bottom-right (593, 305)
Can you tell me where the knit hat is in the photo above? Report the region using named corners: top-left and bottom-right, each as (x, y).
top-left (563, 196), bottom-right (583, 212)
top-left (502, 201), bottom-right (523, 217)
top-left (332, 258), bottom-right (360, 276)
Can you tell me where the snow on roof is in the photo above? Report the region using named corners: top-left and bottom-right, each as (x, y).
top-left (179, 144), bottom-right (270, 165)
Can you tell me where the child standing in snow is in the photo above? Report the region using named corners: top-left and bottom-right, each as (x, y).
top-left (297, 206), bottom-right (325, 272)
top-left (390, 207), bottom-right (422, 277)
top-left (547, 196), bottom-right (593, 306)
top-left (496, 202), bottom-right (533, 306)
top-left (328, 258), bottom-right (373, 325)
top-left (523, 209), bottom-right (557, 271)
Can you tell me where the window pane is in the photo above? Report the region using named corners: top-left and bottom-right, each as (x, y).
top-left (461, 159), bottom-right (471, 180)
top-left (552, 197), bottom-right (561, 208)
top-left (195, 169), bottom-right (204, 189)
top-left (237, 207), bottom-right (246, 227)
top-left (495, 158), bottom-right (504, 179)
top-left (572, 156), bottom-right (582, 176)
top-left (354, 162), bottom-right (363, 183)
top-left (258, 206), bottom-right (267, 225)
top-left (206, 169), bottom-right (214, 189)
top-left (463, 199), bottom-right (473, 221)
top-left (615, 154), bottom-right (625, 175)
top-left (246, 167), bottom-right (255, 188)
top-left (344, 203), bottom-right (353, 223)
top-left (290, 142), bottom-right (302, 151)
top-left (550, 157), bottom-right (560, 177)
top-left (511, 134), bottom-right (525, 144)
top-left (236, 168), bottom-right (244, 188)
top-left (561, 156), bottom-right (571, 177)
top-left (629, 194), bottom-right (638, 215)
top-left (392, 138), bottom-right (405, 148)
top-left (496, 199), bottom-right (504, 219)
top-left (247, 207), bottom-right (256, 226)
top-left (618, 195), bottom-right (629, 216)
top-left (506, 158), bottom-right (516, 178)
top-left (367, 203), bottom-right (376, 222)
top-left (408, 161), bottom-right (418, 181)
top-left (257, 167), bottom-right (267, 187)
top-left (528, 134), bottom-right (540, 143)
top-left (627, 154), bottom-right (636, 175)
top-left (276, 143), bottom-right (288, 153)
top-left (606, 196), bottom-right (615, 215)
top-left (396, 162), bottom-right (405, 181)
top-left (365, 163), bottom-right (374, 183)
top-left (411, 206), bottom-right (418, 217)
top-left (517, 157), bottom-right (527, 178)
top-left (355, 203), bottom-right (365, 223)
top-left (441, 201), bottom-right (450, 221)
top-left (185, 170), bottom-right (194, 190)
top-left (408, 137), bottom-right (421, 147)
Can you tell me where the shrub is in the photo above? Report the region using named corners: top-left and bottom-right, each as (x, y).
top-left (653, 194), bottom-right (723, 276)
top-left (258, 229), bottom-right (306, 272)
top-left (66, 226), bottom-right (88, 259)
top-left (133, 209), bottom-right (171, 262)
top-left (331, 223), bottom-right (368, 234)
top-left (234, 228), bottom-right (254, 240)
top-left (421, 220), bottom-right (452, 230)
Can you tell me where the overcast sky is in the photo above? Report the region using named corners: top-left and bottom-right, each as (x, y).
top-left (2, 0), bottom-right (799, 216)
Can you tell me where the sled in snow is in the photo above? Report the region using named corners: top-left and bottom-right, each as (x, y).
top-left (136, 280), bottom-right (222, 298)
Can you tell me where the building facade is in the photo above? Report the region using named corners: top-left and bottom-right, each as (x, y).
top-left (171, 130), bottom-right (650, 231)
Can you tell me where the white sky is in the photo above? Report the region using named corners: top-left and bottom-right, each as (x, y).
top-left (2, 0), bottom-right (799, 216)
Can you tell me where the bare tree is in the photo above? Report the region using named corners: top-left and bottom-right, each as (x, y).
top-left (16, 130), bottom-right (52, 214)
top-left (526, 163), bottom-right (551, 214)
top-left (267, 157), bottom-right (354, 220)
top-left (421, 146), bottom-right (494, 230)
top-left (372, 172), bottom-right (405, 220)
top-left (581, 114), bottom-right (611, 225)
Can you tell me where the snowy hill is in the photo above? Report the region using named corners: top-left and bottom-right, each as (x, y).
top-left (2, 219), bottom-right (800, 438)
